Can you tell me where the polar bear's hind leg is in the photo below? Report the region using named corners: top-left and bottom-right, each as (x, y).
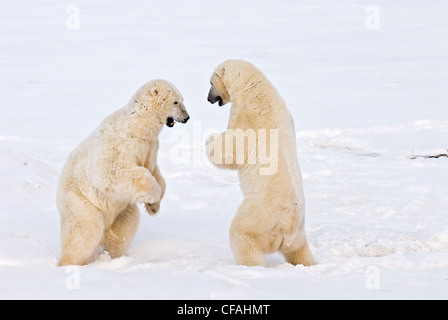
top-left (282, 241), bottom-right (316, 266)
top-left (58, 196), bottom-right (105, 266)
top-left (230, 232), bottom-right (266, 266)
top-left (103, 204), bottom-right (140, 259)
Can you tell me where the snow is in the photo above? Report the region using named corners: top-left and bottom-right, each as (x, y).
top-left (1, 0), bottom-right (447, 300)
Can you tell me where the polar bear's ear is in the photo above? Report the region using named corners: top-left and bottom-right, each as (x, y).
top-left (214, 66), bottom-right (225, 78)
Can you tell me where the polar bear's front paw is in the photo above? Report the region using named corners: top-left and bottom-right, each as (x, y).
top-left (145, 202), bottom-right (160, 215)
top-left (132, 168), bottom-right (162, 204)
top-left (206, 133), bottom-right (225, 163)
top-left (205, 134), bottom-right (215, 159)
top-left (139, 183), bottom-right (161, 204)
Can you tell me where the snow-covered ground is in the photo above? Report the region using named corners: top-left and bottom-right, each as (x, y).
top-left (1, 0), bottom-right (447, 299)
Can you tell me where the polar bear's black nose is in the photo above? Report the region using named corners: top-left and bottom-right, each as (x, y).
top-left (208, 94), bottom-right (222, 105)
top-left (183, 115), bottom-right (190, 123)
top-left (208, 88), bottom-right (221, 104)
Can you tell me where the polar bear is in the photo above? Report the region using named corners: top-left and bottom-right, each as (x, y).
top-left (57, 79), bottom-right (189, 266)
top-left (206, 60), bottom-right (315, 266)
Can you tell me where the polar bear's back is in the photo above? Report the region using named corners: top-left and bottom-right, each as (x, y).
top-left (56, 108), bottom-right (126, 215)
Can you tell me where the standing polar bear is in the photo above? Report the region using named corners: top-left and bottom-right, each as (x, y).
top-left (57, 79), bottom-right (189, 266)
top-left (206, 60), bottom-right (315, 266)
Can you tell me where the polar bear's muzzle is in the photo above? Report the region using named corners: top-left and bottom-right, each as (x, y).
top-left (207, 92), bottom-right (223, 106)
top-left (166, 114), bottom-right (190, 127)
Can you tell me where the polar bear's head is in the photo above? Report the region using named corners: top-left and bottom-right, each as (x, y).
top-left (208, 59), bottom-right (262, 107)
top-left (207, 66), bottom-right (230, 107)
top-left (146, 80), bottom-right (190, 127)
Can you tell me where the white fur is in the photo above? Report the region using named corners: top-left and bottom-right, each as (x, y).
top-left (57, 79), bottom-right (188, 266)
top-left (206, 60), bottom-right (316, 266)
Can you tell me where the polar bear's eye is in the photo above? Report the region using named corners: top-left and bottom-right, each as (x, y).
top-left (174, 101), bottom-right (178, 105)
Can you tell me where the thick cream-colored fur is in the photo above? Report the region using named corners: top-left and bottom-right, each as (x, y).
top-left (57, 79), bottom-right (188, 266)
top-left (206, 60), bottom-right (316, 266)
